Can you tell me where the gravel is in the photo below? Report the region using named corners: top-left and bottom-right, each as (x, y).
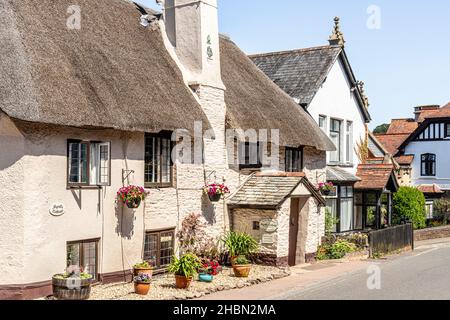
top-left (89, 265), bottom-right (290, 300)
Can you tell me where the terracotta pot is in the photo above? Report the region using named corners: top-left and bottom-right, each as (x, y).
top-left (233, 264), bottom-right (251, 278)
top-left (208, 193), bottom-right (222, 202)
top-left (126, 198), bottom-right (141, 209)
top-left (175, 275), bottom-right (193, 289)
top-left (134, 281), bottom-right (150, 295)
top-left (133, 267), bottom-right (153, 278)
top-left (52, 276), bottom-right (93, 300)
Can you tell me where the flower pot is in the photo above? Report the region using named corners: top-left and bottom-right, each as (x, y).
top-left (208, 193), bottom-right (222, 202)
top-left (133, 267), bottom-right (153, 279)
top-left (233, 264), bottom-right (251, 278)
top-left (175, 275), bottom-right (193, 289)
top-left (52, 275), bottom-right (93, 300)
top-left (134, 281), bottom-right (151, 295)
top-left (198, 274), bottom-right (214, 283)
top-left (126, 198), bottom-right (142, 209)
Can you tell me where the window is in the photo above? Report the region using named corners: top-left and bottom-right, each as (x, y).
top-left (340, 186), bottom-right (354, 232)
top-left (325, 186), bottom-right (338, 233)
top-left (329, 119), bottom-right (342, 163)
top-left (285, 147), bottom-right (303, 172)
top-left (253, 221), bottom-right (260, 231)
top-left (425, 201), bottom-right (434, 220)
top-left (319, 115), bottom-right (327, 131)
top-left (239, 142), bottom-right (262, 169)
top-left (346, 121), bottom-right (353, 164)
top-left (67, 239), bottom-right (99, 280)
top-left (421, 154), bottom-right (436, 177)
top-left (145, 133), bottom-right (173, 187)
top-left (68, 141), bottom-right (110, 187)
top-left (446, 123), bottom-right (450, 138)
top-left (144, 229), bottom-right (175, 269)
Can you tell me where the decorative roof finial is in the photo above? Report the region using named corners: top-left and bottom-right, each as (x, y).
top-left (328, 16), bottom-right (345, 47)
top-left (357, 80), bottom-right (370, 109)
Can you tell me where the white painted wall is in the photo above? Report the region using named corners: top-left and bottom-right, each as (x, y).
top-left (405, 140), bottom-right (450, 190)
top-left (307, 58), bottom-right (367, 174)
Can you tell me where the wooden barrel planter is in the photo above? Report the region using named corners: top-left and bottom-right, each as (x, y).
top-left (232, 264), bottom-right (251, 278)
top-left (52, 276), bottom-right (93, 300)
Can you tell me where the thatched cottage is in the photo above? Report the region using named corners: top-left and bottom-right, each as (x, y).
top-left (0, 0), bottom-right (334, 299)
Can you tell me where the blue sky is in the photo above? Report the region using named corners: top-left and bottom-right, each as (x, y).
top-left (139, 0), bottom-right (450, 128)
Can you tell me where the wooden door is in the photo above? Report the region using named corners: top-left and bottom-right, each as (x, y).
top-left (288, 198), bottom-right (300, 266)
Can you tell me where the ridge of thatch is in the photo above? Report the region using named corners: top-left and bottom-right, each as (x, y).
top-left (220, 36), bottom-right (335, 151)
top-left (0, 0), bottom-right (210, 133)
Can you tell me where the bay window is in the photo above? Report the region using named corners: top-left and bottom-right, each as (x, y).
top-left (325, 185), bottom-right (355, 233)
top-left (145, 133), bottom-right (173, 188)
top-left (68, 140), bottom-right (111, 187)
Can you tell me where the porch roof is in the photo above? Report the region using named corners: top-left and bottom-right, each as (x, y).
top-left (326, 166), bottom-right (360, 183)
top-left (417, 184), bottom-right (445, 195)
top-left (354, 164), bottom-right (399, 192)
top-left (228, 172), bottom-right (325, 209)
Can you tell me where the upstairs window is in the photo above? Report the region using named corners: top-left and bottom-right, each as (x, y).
top-left (446, 123), bottom-right (450, 138)
top-left (145, 133), bottom-right (173, 188)
top-left (319, 115), bottom-right (327, 131)
top-left (285, 147), bottom-right (303, 172)
top-left (239, 142), bottom-right (262, 169)
top-left (329, 119), bottom-right (342, 163)
top-left (421, 154), bottom-right (436, 177)
top-left (346, 121), bottom-right (353, 164)
top-left (68, 140), bottom-right (111, 187)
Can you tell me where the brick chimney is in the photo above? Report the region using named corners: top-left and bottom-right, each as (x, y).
top-left (162, 0), bottom-right (224, 89)
top-left (414, 105), bottom-right (440, 122)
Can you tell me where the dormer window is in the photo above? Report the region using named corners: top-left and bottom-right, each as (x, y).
top-left (421, 154), bottom-right (436, 177)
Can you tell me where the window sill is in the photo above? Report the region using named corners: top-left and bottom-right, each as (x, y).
top-left (67, 185), bottom-right (103, 190)
top-left (328, 163), bottom-right (354, 168)
top-left (145, 184), bottom-right (174, 190)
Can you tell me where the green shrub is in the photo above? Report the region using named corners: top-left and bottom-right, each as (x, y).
top-left (222, 231), bottom-right (259, 257)
top-left (325, 208), bottom-right (339, 235)
top-left (234, 255), bottom-right (250, 265)
top-left (392, 187), bottom-right (426, 229)
top-left (168, 253), bottom-right (202, 278)
top-left (316, 239), bottom-right (357, 260)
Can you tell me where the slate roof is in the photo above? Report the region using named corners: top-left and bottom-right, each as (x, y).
top-left (354, 164), bottom-right (398, 191)
top-left (326, 166), bottom-right (360, 183)
top-left (249, 46), bottom-right (341, 106)
top-left (228, 172), bottom-right (324, 209)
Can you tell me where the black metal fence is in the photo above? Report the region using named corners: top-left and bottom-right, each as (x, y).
top-left (369, 223), bottom-right (414, 256)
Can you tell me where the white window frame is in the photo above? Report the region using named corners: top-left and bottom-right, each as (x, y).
top-left (346, 121), bottom-right (353, 164)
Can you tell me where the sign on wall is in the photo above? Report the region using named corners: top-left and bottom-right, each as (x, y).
top-left (49, 203), bottom-right (65, 216)
top-left (260, 219), bottom-right (278, 232)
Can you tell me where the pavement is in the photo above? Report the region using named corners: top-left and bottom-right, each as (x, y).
top-left (198, 237), bottom-right (450, 300)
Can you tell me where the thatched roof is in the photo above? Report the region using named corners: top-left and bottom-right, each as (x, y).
top-left (0, 0), bottom-right (210, 133)
top-left (220, 36), bottom-right (335, 151)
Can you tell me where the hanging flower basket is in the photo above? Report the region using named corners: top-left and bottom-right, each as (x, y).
top-left (117, 185), bottom-right (147, 209)
top-left (318, 182), bottom-right (334, 196)
top-left (204, 183), bottom-right (230, 202)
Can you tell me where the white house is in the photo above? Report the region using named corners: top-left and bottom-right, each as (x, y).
top-left (250, 18), bottom-right (398, 233)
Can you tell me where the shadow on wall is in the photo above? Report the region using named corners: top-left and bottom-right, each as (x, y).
top-left (115, 205), bottom-right (136, 240)
top-left (201, 193), bottom-right (217, 225)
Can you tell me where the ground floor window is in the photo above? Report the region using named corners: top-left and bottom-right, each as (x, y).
top-left (325, 184), bottom-right (354, 233)
top-left (67, 239), bottom-right (99, 279)
top-left (355, 191), bottom-right (392, 230)
top-left (425, 201), bottom-right (434, 220)
top-left (144, 229), bottom-right (175, 269)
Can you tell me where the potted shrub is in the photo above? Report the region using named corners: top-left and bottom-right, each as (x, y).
top-left (52, 266), bottom-right (93, 300)
top-left (117, 185), bottom-right (147, 209)
top-left (133, 261), bottom-right (153, 279)
top-left (168, 253), bottom-right (202, 289)
top-left (198, 259), bottom-right (220, 283)
top-left (222, 231), bottom-right (259, 265)
top-left (318, 182), bottom-right (334, 196)
top-left (134, 273), bottom-right (151, 295)
top-left (204, 183), bottom-right (230, 202)
top-left (232, 255), bottom-right (252, 278)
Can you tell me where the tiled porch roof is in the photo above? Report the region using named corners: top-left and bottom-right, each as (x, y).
top-left (228, 172), bottom-right (325, 209)
top-left (326, 166), bottom-right (360, 183)
top-left (354, 164), bottom-right (397, 191)
top-left (395, 155), bottom-right (414, 165)
top-left (417, 184), bottom-right (444, 194)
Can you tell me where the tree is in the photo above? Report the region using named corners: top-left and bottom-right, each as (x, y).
top-left (373, 123), bottom-right (390, 134)
top-left (392, 187), bottom-right (426, 229)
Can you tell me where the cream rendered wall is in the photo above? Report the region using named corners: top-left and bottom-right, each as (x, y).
top-left (307, 59), bottom-right (367, 174)
top-left (0, 121), bottom-right (145, 285)
top-left (0, 114), bottom-right (25, 284)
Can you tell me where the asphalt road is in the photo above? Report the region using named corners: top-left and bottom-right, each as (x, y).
top-left (284, 242), bottom-right (450, 300)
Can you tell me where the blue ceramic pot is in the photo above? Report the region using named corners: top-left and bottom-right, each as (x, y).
top-left (198, 274), bottom-right (213, 283)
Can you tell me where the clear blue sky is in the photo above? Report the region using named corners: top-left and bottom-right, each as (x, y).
top-left (139, 0), bottom-right (450, 128)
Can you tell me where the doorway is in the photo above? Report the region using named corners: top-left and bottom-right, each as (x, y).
top-left (288, 197), bottom-right (308, 266)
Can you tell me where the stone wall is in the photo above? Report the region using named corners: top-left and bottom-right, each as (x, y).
top-left (414, 225), bottom-right (450, 242)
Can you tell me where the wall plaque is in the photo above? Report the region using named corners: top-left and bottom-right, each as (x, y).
top-left (261, 234), bottom-right (275, 245)
top-left (49, 203), bottom-right (65, 216)
top-left (260, 219), bottom-right (278, 232)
